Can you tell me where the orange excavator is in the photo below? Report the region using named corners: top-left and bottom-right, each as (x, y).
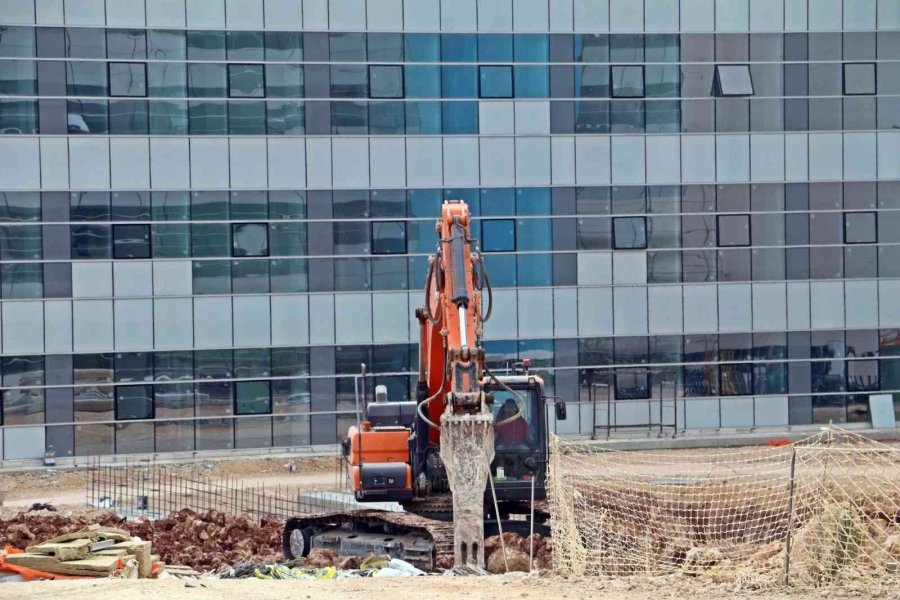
top-left (282, 200), bottom-right (567, 570)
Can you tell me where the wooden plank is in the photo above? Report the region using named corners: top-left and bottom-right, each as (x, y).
top-left (25, 539), bottom-right (93, 561)
top-left (4, 553), bottom-right (120, 576)
top-left (91, 549), bottom-right (130, 557)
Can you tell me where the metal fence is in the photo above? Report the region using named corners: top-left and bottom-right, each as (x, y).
top-left (85, 457), bottom-right (400, 520)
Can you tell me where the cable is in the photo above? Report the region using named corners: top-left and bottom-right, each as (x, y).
top-left (476, 254), bottom-right (493, 324)
top-left (416, 352), bottom-right (447, 431)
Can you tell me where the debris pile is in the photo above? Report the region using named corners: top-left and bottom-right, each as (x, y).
top-left (484, 533), bottom-right (553, 574)
top-left (217, 553), bottom-right (426, 580)
top-left (1, 524), bottom-right (159, 580)
top-left (0, 509), bottom-right (282, 572)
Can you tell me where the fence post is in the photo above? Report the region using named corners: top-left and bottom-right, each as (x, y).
top-left (783, 446), bottom-right (798, 586)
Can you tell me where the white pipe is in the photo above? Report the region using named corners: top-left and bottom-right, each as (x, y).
top-left (458, 305), bottom-right (468, 347)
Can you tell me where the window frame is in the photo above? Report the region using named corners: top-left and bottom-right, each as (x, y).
top-left (844, 211), bottom-right (878, 244)
top-left (478, 65), bottom-right (514, 99)
top-left (715, 64), bottom-right (755, 97)
top-left (481, 218), bottom-right (517, 252)
top-left (108, 62), bottom-right (148, 98)
top-left (610, 65), bottom-right (646, 99)
top-left (612, 216), bottom-right (648, 250)
top-left (231, 222), bottom-right (270, 257)
top-left (114, 384), bottom-right (155, 420)
top-left (227, 63), bottom-right (266, 99)
top-left (112, 223), bottom-right (151, 259)
top-left (234, 380), bottom-right (273, 416)
top-left (368, 65), bottom-right (405, 99)
top-left (371, 220), bottom-right (408, 255)
top-left (717, 214), bottom-right (751, 248)
top-left (843, 62), bottom-right (877, 96)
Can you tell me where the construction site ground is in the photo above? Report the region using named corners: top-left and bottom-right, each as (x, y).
top-left (5, 573), bottom-right (899, 600)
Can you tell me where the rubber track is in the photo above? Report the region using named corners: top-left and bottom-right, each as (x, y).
top-left (285, 509), bottom-right (455, 567)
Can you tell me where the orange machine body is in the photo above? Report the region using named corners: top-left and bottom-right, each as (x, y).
top-left (347, 425), bottom-right (409, 464)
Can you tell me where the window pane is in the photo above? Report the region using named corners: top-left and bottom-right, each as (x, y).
top-left (718, 215), bottom-right (750, 247)
top-left (116, 352), bottom-right (153, 382)
top-left (0, 224), bottom-right (41, 260)
top-left (228, 101), bottom-right (266, 134)
top-left (188, 101), bottom-right (227, 134)
top-left (575, 34), bottom-right (609, 62)
top-left (406, 101), bottom-right (441, 134)
top-left (844, 63), bottom-right (876, 95)
top-left (330, 33), bottom-right (366, 61)
top-left (441, 34), bottom-right (477, 62)
top-left (66, 28), bottom-right (106, 58)
top-left (1, 263), bottom-right (42, 298)
top-left (716, 65), bottom-right (754, 96)
top-left (576, 66), bottom-right (609, 98)
top-left (188, 63), bottom-right (226, 97)
top-left (442, 66), bottom-right (477, 97)
top-left (405, 34), bottom-right (440, 62)
top-left (67, 99), bottom-right (108, 134)
top-left (232, 259), bottom-right (269, 293)
top-left (611, 65), bottom-right (645, 98)
top-left (148, 30), bottom-right (186, 60)
top-left (0, 26), bottom-right (35, 58)
top-left (845, 212), bottom-right (877, 244)
top-left (229, 64), bottom-right (264, 98)
top-left (269, 191), bottom-right (306, 220)
top-left (226, 31), bottom-right (263, 61)
top-left (109, 63), bottom-right (147, 97)
top-left (269, 222), bottom-right (306, 256)
top-left (193, 260), bottom-right (231, 294)
top-left (334, 257), bottom-right (370, 290)
top-left (67, 61), bottom-right (106, 96)
top-left (331, 101), bottom-right (368, 134)
top-left (232, 223), bottom-right (269, 257)
top-left (405, 65), bottom-right (440, 98)
top-left (266, 64), bottom-right (303, 98)
top-left (331, 65), bottom-right (368, 98)
top-left (187, 31), bottom-right (225, 60)
top-left (369, 102), bottom-right (405, 134)
top-left (372, 256), bottom-right (408, 290)
top-left (0, 192), bottom-right (38, 221)
top-left (576, 101), bottom-right (610, 133)
top-left (112, 191), bottom-right (150, 220)
top-left (0, 99), bottom-right (37, 134)
top-left (265, 31), bottom-right (302, 60)
top-left (107, 29), bottom-right (147, 59)
top-left (368, 33), bottom-right (403, 61)
top-left (192, 191), bottom-right (229, 220)
top-left (369, 65), bottom-right (403, 99)
top-left (0, 60), bottom-right (36, 95)
top-left (270, 258), bottom-right (308, 292)
top-left (148, 63), bottom-right (186, 97)
top-left (616, 369), bottom-right (650, 400)
top-left (479, 66), bottom-right (512, 98)
top-left (192, 223), bottom-right (230, 257)
top-left (266, 100), bottom-right (304, 134)
top-left (513, 66), bottom-right (549, 98)
top-left (613, 217), bottom-right (647, 249)
top-left (442, 101), bottom-right (477, 134)
top-left (372, 221), bottom-right (406, 254)
top-left (109, 99), bottom-right (149, 134)
top-left (2, 356), bottom-right (44, 425)
top-left (149, 100), bottom-right (188, 134)
top-left (113, 224), bottom-right (151, 259)
top-left (482, 219), bottom-right (515, 252)
top-left (152, 224), bottom-right (190, 257)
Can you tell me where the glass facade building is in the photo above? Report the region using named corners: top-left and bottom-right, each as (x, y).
top-left (0, 0), bottom-right (899, 458)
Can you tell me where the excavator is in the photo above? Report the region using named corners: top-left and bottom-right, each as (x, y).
top-left (282, 200), bottom-right (567, 570)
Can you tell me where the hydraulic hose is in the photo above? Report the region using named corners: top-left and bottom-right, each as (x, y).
top-left (417, 351), bottom-right (447, 431)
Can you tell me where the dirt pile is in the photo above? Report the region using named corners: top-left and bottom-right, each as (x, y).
top-left (484, 532), bottom-right (552, 573)
top-left (0, 508), bottom-right (283, 571)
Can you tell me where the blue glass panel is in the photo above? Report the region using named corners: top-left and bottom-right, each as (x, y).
top-left (479, 66), bottom-right (513, 98)
top-left (405, 101), bottom-right (441, 134)
top-left (369, 102), bottom-right (405, 134)
top-left (518, 254), bottom-right (552, 286)
top-left (517, 218), bottom-right (551, 251)
top-left (482, 219), bottom-right (515, 252)
top-left (516, 188), bottom-right (551, 215)
top-left (441, 66), bottom-right (477, 97)
top-left (441, 34), bottom-right (477, 62)
top-left (478, 34), bottom-right (512, 62)
top-left (441, 101), bottom-right (478, 134)
top-left (0, 99), bottom-right (37, 134)
top-left (408, 255), bottom-right (429, 287)
top-left (405, 65), bottom-right (440, 98)
top-left (513, 66), bottom-right (549, 98)
top-left (404, 34), bottom-right (439, 62)
top-left (575, 65), bottom-right (609, 97)
top-left (408, 189), bottom-right (442, 218)
top-left (514, 35), bottom-right (549, 62)
top-left (480, 189), bottom-right (515, 216)
top-left (443, 189), bottom-right (480, 215)
top-left (485, 254), bottom-right (516, 287)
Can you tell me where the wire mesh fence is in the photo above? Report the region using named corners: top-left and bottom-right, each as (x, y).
top-left (85, 457), bottom-right (400, 521)
top-left (549, 426), bottom-right (900, 589)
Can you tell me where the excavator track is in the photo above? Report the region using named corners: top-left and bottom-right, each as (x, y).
top-left (283, 509), bottom-right (455, 571)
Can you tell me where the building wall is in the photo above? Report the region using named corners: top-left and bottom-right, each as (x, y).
top-left (0, 0), bottom-right (898, 458)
